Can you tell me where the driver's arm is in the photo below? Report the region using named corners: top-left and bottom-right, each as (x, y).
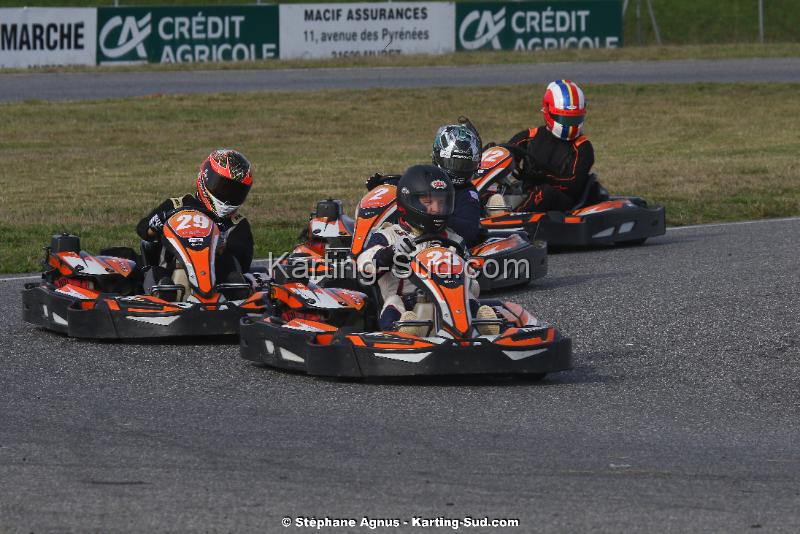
top-left (356, 233), bottom-right (391, 278)
top-left (136, 199), bottom-right (177, 241)
top-left (224, 219), bottom-right (254, 273)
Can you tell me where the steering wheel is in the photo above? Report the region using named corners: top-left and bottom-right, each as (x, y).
top-left (413, 233), bottom-right (467, 258)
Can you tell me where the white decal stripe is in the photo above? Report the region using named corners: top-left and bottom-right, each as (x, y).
top-left (279, 347), bottom-right (304, 363)
top-left (503, 348), bottom-right (548, 361)
top-left (374, 351), bottom-right (431, 363)
top-left (55, 286), bottom-right (94, 299)
top-left (125, 315), bottom-right (179, 326)
top-left (284, 323), bottom-right (326, 333)
top-left (592, 227), bottom-right (614, 238)
top-left (63, 255), bottom-right (108, 275)
top-left (52, 312), bottom-right (68, 326)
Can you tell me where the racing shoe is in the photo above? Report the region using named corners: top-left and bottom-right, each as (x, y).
top-left (475, 305), bottom-right (501, 336)
top-left (486, 194), bottom-right (509, 215)
top-left (397, 310), bottom-right (425, 337)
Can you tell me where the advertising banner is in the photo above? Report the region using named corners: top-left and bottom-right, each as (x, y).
top-left (0, 8), bottom-right (96, 68)
top-left (279, 2), bottom-right (454, 59)
top-left (457, 1), bottom-right (621, 51)
top-left (97, 6), bottom-right (278, 65)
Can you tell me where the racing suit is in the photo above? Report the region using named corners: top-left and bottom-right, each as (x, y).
top-left (357, 222), bottom-right (479, 331)
top-left (508, 127), bottom-right (595, 211)
top-left (136, 194), bottom-right (254, 285)
top-left (366, 174), bottom-right (483, 247)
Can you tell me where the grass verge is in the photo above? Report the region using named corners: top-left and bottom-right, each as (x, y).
top-left (5, 43), bottom-right (800, 76)
top-left (1, 82), bottom-right (798, 272)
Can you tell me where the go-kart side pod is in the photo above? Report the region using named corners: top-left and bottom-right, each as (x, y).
top-left (469, 234), bottom-right (547, 291)
top-left (482, 199), bottom-right (666, 246)
top-left (239, 317), bottom-right (572, 378)
top-left (23, 284), bottom-right (267, 339)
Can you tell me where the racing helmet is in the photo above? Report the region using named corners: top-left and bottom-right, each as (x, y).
top-left (196, 149), bottom-right (253, 218)
top-left (397, 165), bottom-right (455, 235)
top-left (541, 80), bottom-right (587, 141)
top-left (431, 124), bottom-right (482, 186)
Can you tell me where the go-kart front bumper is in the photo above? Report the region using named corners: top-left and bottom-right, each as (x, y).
top-left (240, 317), bottom-right (572, 378)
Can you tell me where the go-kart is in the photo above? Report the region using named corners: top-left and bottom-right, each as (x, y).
top-left (475, 146), bottom-right (666, 246)
top-left (275, 185), bottom-right (546, 292)
top-left (22, 208), bottom-right (267, 339)
top-left (240, 234), bottom-right (571, 378)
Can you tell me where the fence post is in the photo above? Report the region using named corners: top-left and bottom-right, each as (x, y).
top-left (646, 0), bottom-right (662, 45)
top-left (758, 0), bottom-right (764, 43)
top-left (636, 0), bottom-right (641, 45)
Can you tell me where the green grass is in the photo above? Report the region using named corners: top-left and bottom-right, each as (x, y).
top-left (1, 83), bottom-right (799, 272)
top-left (623, 0), bottom-right (800, 45)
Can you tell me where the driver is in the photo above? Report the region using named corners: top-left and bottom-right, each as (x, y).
top-left (502, 80), bottom-right (595, 212)
top-left (366, 119), bottom-right (483, 247)
top-left (136, 148), bottom-right (255, 288)
top-left (357, 165), bottom-right (497, 335)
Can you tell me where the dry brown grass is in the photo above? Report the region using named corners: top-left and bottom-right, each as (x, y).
top-left (1, 83), bottom-right (798, 272)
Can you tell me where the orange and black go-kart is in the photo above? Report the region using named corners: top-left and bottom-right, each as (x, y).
top-left (240, 233), bottom-right (571, 378)
top-left (475, 146), bottom-right (666, 247)
top-left (273, 184), bottom-right (547, 293)
top-left (22, 208), bottom-right (267, 339)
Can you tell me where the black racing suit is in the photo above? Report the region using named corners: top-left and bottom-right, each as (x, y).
top-left (136, 194), bottom-right (254, 282)
top-left (366, 175), bottom-right (483, 247)
top-left (508, 127), bottom-right (595, 212)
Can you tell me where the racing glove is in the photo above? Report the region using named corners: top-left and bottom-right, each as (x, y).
top-left (393, 235), bottom-right (415, 257)
top-left (365, 173), bottom-right (384, 191)
top-left (391, 235), bottom-right (415, 273)
top-left (148, 212), bottom-right (167, 233)
top-left (373, 236), bottom-right (415, 268)
top-left (365, 173), bottom-right (402, 191)
top-left (373, 245), bottom-right (395, 268)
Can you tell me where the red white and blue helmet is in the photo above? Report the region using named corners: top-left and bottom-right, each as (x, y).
top-left (541, 80), bottom-right (587, 141)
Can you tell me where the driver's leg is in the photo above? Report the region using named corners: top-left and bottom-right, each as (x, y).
top-left (517, 184), bottom-right (573, 212)
top-left (216, 252), bottom-right (245, 284)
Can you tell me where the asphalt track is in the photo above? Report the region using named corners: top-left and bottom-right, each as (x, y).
top-left (2, 217), bottom-right (799, 532)
top-left (1, 57), bottom-right (799, 102)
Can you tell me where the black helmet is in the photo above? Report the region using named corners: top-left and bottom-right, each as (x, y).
top-left (397, 165), bottom-right (455, 234)
top-left (431, 123), bottom-right (482, 186)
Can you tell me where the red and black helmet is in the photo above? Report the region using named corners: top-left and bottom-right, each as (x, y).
top-left (196, 149), bottom-right (253, 218)
top-left (541, 80), bottom-right (587, 141)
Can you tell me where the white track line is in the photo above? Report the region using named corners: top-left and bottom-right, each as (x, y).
top-left (667, 215), bottom-right (800, 232)
top-left (0, 275), bottom-right (39, 282)
top-left (2, 216), bottom-right (797, 281)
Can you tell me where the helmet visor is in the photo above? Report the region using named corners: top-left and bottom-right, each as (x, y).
top-left (408, 191), bottom-right (454, 217)
top-left (205, 171), bottom-right (250, 206)
top-left (551, 113), bottom-right (585, 128)
top-left (442, 156), bottom-right (479, 175)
